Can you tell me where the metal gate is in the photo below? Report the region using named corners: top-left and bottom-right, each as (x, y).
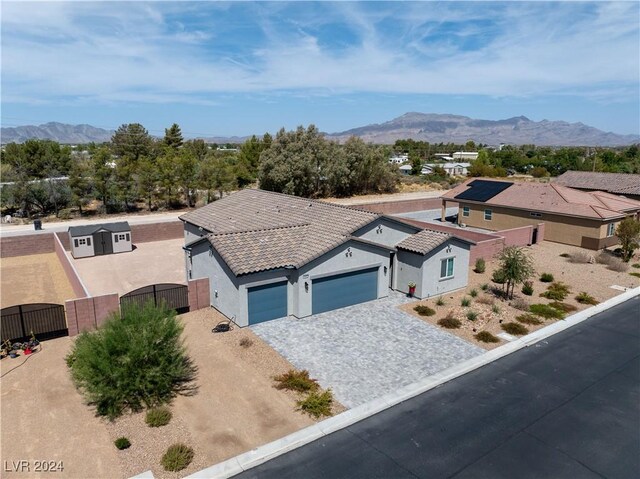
top-left (120, 283), bottom-right (189, 314)
top-left (1, 303), bottom-right (68, 343)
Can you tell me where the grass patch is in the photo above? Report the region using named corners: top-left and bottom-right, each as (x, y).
top-left (469, 289), bottom-right (478, 298)
top-left (435, 297), bottom-right (446, 306)
top-left (297, 389), bottom-right (333, 418)
top-left (559, 253), bottom-right (571, 258)
top-left (461, 297), bottom-right (471, 307)
top-left (480, 283), bottom-right (489, 291)
top-left (414, 305), bottom-right (436, 316)
top-left (632, 263), bottom-right (640, 269)
top-left (521, 281), bottom-right (534, 296)
top-left (530, 304), bottom-right (565, 319)
top-left (145, 407), bottom-right (172, 427)
top-left (575, 292), bottom-right (599, 305)
top-left (510, 298), bottom-right (530, 311)
top-left (539, 273), bottom-right (554, 283)
top-left (549, 302), bottom-right (577, 313)
top-left (438, 313), bottom-right (461, 329)
top-left (630, 272), bottom-right (640, 279)
top-left (516, 314), bottom-right (543, 325)
top-left (475, 331), bottom-right (500, 343)
top-left (502, 322), bottom-right (529, 336)
top-left (161, 443), bottom-right (194, 472)
top-left (568, 251), bottom-right (592, 264)
top-left (114, 437), bottom-right (131, 450)
top-left (274, 369), bottom-right (319, 393)
top-left (239, 337), bottom-right (254, 348)
top-left (466, 311), bottom-right (478, 321)
top-left (491, 304), bottom-right (501, 314)
top-left (476, 295), bottom-right (495, 305)
top-left (541, 282), bottom-right (570, 301)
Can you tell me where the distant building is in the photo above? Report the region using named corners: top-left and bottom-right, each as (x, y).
top-left (421, 163), bottom-right (471, 176)
top-left (389, 153), bottom-right (409, 164)
top-left (399, 164), bottom-right (413, 175)
top-left (452, 151), bottom-right (479, 161)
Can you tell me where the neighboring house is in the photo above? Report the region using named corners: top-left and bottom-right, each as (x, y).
top-left (555, 171), bottom-right (640, 201)
top-left (422, 162), bottom-right (471, 176)
top-left (389, 153), bottom-right (409, 164)
top-left (452, 152), bottom-right (478, 161)
top-left (180, 189), bottom-right (472, 326)
top-left (68, 221), bottom-right (132, 258)
top-left (441, 179), bottom-right (640, 250)
top-left (399, 164), bottom-right (413, 175)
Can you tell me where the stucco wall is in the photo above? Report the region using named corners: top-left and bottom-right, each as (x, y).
top-left (54, 233), bottom-right (89, 298)
top-left (395, 251), bottom-right (424, 297)
top-left (353, 197), bottom-right (443, 215)
top-left (353, 217), bottom-right (419, 248)
top-left (183, 221), bottom-right (208, 244)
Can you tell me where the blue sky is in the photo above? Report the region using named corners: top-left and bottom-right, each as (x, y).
top-left (2, 1), bottom-right (639, 138)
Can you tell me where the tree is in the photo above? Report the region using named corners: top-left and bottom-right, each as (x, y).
top-left (175, 150), bottom-right (199, 207)
top-left (199, 155), bottom-right (236, 201)
top-left (496, 246), bottom-right (535, 299)
top-left (136, 158), bottom-right (158, 211)
top-left (183, 139), bottom-right (209, 162)
top-left (68, 155), bottom-right (92, 215)
top-left (164, 123), bottom-right (184, 149)
top-left (92, 147), bottom-right (114, 213)
top-left (111, 123), bottom-right (153, 162)
top-left (409, 152), bottom-right (422, 175)
top-left (616, 217), bottom-right (640, 262)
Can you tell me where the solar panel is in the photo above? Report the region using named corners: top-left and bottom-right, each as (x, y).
top-left (454, 180), bottom-right (513, 202)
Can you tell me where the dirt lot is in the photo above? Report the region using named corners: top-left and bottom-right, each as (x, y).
top-left (1, 307), bottom-right (338, 479)
top-left (0, 253), bottom-right (75, 308)
top-left (69, 239), bottom-right (185, 296)
top-left (402, 241), bottom-right (639, 350)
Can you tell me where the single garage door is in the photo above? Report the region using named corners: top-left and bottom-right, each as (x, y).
top-left (248, 281), bottom-right (288, 325)
top-left (312, 267), bottom-right (378, 315)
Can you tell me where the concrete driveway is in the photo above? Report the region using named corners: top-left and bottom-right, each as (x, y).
top-left (252, 291), bottom-right (483, 408)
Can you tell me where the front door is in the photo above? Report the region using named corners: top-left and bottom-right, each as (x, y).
top-left (93, 231), bottom-right (113, 255)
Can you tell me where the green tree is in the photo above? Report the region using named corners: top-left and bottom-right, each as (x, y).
top-left (92, 147), bottom-right (114, 213)
top-left (199, 155), bottom-right (236, 201)
top-left (68, 155), bottom-right (92, 215)
top-left (409, 152), bottom-right (422, 175)
top-left (183, 139), bottom-right (209, 162)
top-left (616, 217), bottom-right (640, 262)
top-left (163, 123), bottom-right (184, 149)
top-left (496, 246), bottom-right (535, 299)
top-left (175, 150), bottom-right (199, 207)
top-left (111, 123), bottom-right (153, 163)
top-left (136, 158), bottom-right (158, 211)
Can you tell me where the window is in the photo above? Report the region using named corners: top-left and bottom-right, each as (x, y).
top-left (462, 206), bottom-right (470, 217)
top-left (74, 239), bottom-right (78, 248)
top-left (78, 238), bottom-right (87, 246)
top-left (484, 209), bottom-right (493, 221)
top-left (116, 233), bottom-right (127, 242)
top-left (125, 233), bottom-right (130, 242)
top-left (607, 223), bottom-right (615, 237)
top-left (440, 257), bottom-right (455, 279)
top-left (114, 235), bottom-right (118, 243)
top-left (530, 212), bottom-right (542, 218)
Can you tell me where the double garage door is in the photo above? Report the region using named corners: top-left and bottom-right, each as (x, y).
top-left (247, 267), bottom-right (378, 325)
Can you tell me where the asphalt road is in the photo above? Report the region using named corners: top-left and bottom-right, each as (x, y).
top-left (236, 296), bottom-right (640, 479)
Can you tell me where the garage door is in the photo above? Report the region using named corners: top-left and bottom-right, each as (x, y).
top-left (312, 267), bottom-right (378, 315)
top-left (248, 281), bottom-right (288, 325)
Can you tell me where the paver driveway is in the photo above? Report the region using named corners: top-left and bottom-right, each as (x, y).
top-left (252, 291), bottom-right (483, 408)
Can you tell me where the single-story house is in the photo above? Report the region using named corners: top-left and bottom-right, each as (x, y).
top-left (68, 221), bottom-right (132, 258)
top-left (389, 153), bottom-right (409, 164)
top-left (422, 162), bottom-right (471, 176)
top-left (180, 189), bottom-right (473, 326)
top-left (452, 152), bottom-right (478, 161)
top-left (399, 164), bottom-right (413, 175)
top-left (441, 179), bottom-right (640, 250)
top-left (555, 171), bottom-right (640, 201)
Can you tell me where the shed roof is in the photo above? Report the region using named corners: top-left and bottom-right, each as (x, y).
top-left (396, 229), bottom-right (452, 255)
top-left (68, 221), bottom-right (131, 237)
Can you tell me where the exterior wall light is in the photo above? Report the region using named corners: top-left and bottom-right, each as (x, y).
top-left (305, 282), bottom-right (309, 292)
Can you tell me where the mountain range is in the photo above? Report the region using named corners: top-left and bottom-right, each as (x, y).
top-left (2, 114), bottom-right (638, 146)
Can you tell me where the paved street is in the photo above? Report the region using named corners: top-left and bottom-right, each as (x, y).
top-left (238, 296), bottom-right (640, 479)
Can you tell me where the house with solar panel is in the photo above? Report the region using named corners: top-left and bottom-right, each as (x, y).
top-left (442, 179), bottom-right (640, 250)
top-left (180, 189), bottom-right (474, 326)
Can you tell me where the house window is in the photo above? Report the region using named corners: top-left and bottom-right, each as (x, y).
top-left (530, 212), bottom-right (542, 218)
top-left (462, 206), bottom-right (470, 217)
top-left (87, 237), bottom-right (91, 246)
top-left (440, 257), bottom-right (455, 279)
top-left (78, 238), bottom-right (87, 246)
top-left (484, 209), bottom-right (493, 221)
top-left (116, 233), bottom-right (127, 241)
top-left (607, 223), bottom-right (615, 237)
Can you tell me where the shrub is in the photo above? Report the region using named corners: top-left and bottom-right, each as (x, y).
top-left (480, 283), bottom-right (489, 291)
top-left (607, 258), bottom-right (629, 272)
top-left (516, 314), bottom-right (543, 325)
top-left (491, 304), bottom-right (501, 314)
top-left (114, 437), bottom-right (131, 450)
top-left (461, 297), bottom-right (471, 307)
top-left (475, 331), bottom-right (500, 343)
top-left (474, 258), bottom-right (486, 273)
top-left (438, 314), bottom-right (461, 329)
top-left (530, 166), bottom-right (549, 178)
top-left (632, 263), bottom-right (640, 269)
top-left (469, 289), bottom-right (478, 298)
top-left (466, 311), bottom-right (478, 321)
top-left (575, 292), bottom-right (599, 305)
top-left (491, 268), bottom-right (507, 284)
top-left (414, 305), bottom-right (436, 316)
top-left (539, 273), bottom-right (554, 283)
top-left (541, 282), bottom-right (570, 301)
top-left (559, 253), bottom-right (571, 258)
top-left (435, 297), bottom-right (445, 306)
top-left (569, 251), bottom-right (592, 264)
top-left (502, 322), bottom-right (529, 336)
top-left (476, 295), bottom-right (495, 305)
top-left (549, 302), bottom-right (577, 313)
top-left (161, 443), bottom-right (194, 472)
top-left (145, 407), bottom-right (172, 427)
top-left (66, 303), bottom-right (197, 419)
top-left (510, 298), bottom-right (530, 311)
top-left (595, 251), bottom-right (614, 265)
top-left (274, 369), bottom-right (319, 393)
top-left (630, 272), bottom-right (640, 278)
top-left (521, 281), bottom-right (534, 296)
top-left (297, 389), bottom-right (333, 418)
top-left (530, 304), bottom-right (565, 319)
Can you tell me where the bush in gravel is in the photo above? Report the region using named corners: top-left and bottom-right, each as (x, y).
top-left (539, 273), bottom-right (554, 283)
top-left (595, 251), bottom-right (614, 265)
top-left (66, 302), bottom-right (197, 419)
top-left (161, 443), bottom-right (194, 472)
top-left (475, 331), bottom-right (500, 343)
top-left (510, 298), bottom-right (530, 311)
top-left (476, 295), bottom-right (495, 306)
top-left (461, 297), bottom-right (471, 307)
top-left (559, 253), bottom-right (571, 258)
top-left (607, 258), bottom-right (629, 272)
top-left (480, 283), bottom-right (489, 291)
top-left (633, 263), bottom-right (640, 269)
top-left (474, 258), bottom-right (486, 273)
top-left (145, 407), bottom-right (172, 427)
top-left (239, 337), bottom-right (254, 348)
top-left (466, 311), bottom-right (478, 321)
top-left (575, 292), bottom-right (599, 305)
top-left (569, 251), bottom-right (592, 264)
top-left (114, 437), bottom-right (131, 450)
top-left (435, 297), bottom-right (446, 306)
top-left (414, 305), bottom-right (436, 316)
top-left (541, 282), bottom-right (570, 301)
top-left (274, 369), bottom-right (319, 393)
top-left (297, 389), bottom-right (333, 418)
top-left (491, 304), bottom-right (501, 314)
top-left (438, 313), bottom-right (461, 329)
top-left (516, 314), bottom-right (543, 325)
top-left (469, 289), bottom-right (478, 298)
top-left (530, 304), bottom-right (565, 319)
top-left (491, 268), bottom-right (507, 285)
top-left (501, 322), bottom-right (529, 336)
top-left (630, 272), bottom-right (640, 279)
top-left (521, 281), bottom-right (534, 296)
top-left (549, 302), bottom-right (577, 313)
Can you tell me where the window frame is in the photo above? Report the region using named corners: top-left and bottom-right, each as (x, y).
top-left (440, 257), bottom-right (455, 280)
top-left (462, 206), bottom-right (470, 217)
top-left (607, 223), bottom-right (615, 237)
top-left (484, 209), bottom-right (493, 221)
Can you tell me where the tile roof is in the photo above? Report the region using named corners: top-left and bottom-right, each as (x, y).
top-left (555, 171), bottom-right (640, 196)
top-left (396, 229), bottom-right (451, 255)
top-left (69, 221), bottom-right (130, 237)
top-left (443, 178), bottom-right (640, 220)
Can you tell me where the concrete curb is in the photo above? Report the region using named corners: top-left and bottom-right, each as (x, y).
top-left (175, 287), bottom-right (639, 479)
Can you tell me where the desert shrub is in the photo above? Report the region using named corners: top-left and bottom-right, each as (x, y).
top-left (569, 251), bottom-right (592, 264)
top-left (530, 166), bottom-right (549, 178)
top-left (438, 314), bottom-right (461, 329)
top-left (114, 437), bottom-right (131, 450)
top-left (539, 273), bottom-right (554, 283)
top-left (595, 251), bottom-right (614, 265)
top-left (476, 295), bottom-right (495, 305)
top-left (516, 314), bottom-right (543, 325)
top-left (474, 258), bottom-right (486, 273)
top-left (502, 322), bottom-right (529, 336)
top-left (575, 292), bottom-right (599, 305)
top-left (510, 298), bottom-right (530, 311)
top-left (522, 281), bottom-right (534, 296)
top-left (145, 407), bottom-right (172, 427)
top-left (239, 337), bottom-right (254, 348)
top-left (630, 272), bottom-right (640, 278)
top-left (491, 304), bottom-right (501, 314)
top-left (607, 258), bottom-right (629, 272)
top-left (461, 297), bottom-right (471, 307)
top-left (469, 289), bottom-right (478, 298)
top-left (475, 331), bottom-right (500, 343)
top-left (435, 297), bottom-right (445, 306)
top-left (414, 305), bottom-right (436, 316)
top-left (274, 369), bottom-right (319, 393)
top-left (491, 268), bottom-right (507, 284)
top-left (548, 302), bottom-right (577, 313)
top-left (66, 303), bottom-right (197, 419)
top-left (297, 389), bottom-right (333, 418)
top-left (632, 263), bottom-right (640, 269)
top-left (161, 443), bottom-right (194, 472)
top-left (559, 253), bottom-right (571, 258)
top-left (530, 304), bottom-right (565, 319)
top-left (480, 283), bottom-right (489, 291)
top-left (466, 311), bottom-right (478, 321)
top-left (541, 282), bottom-right (570, 301)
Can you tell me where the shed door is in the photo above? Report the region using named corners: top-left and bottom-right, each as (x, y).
top-left (248, 281), bottom-right (288, 325)
top-left (312, 267), bottom-right (378, 315)
top-left (93, 231), bottom-right (113, 255)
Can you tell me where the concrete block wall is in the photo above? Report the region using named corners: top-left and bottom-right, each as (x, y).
top-left (353, 197), bottom-right (443, 215)
top-left (0, 233), bottom-right (55, 258)
top-left (499, 225), bottom-right (534, 247)
top-left (53, 233), bottom-right (89, 298)
top-left (130, 221), bottom-right (184, 243)
top-left (65, 294), bottom-right (119, 336)
top-left (469, 238), bottom-right (505, 263)
top-left (188, 277), bottom-right (210, 311)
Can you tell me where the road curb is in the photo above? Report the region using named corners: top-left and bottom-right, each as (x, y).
top-left (173, 287), bottom-right (639, 479)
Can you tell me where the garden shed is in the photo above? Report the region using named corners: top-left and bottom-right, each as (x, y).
top-left (68, 221), bottom-right (132, 259)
